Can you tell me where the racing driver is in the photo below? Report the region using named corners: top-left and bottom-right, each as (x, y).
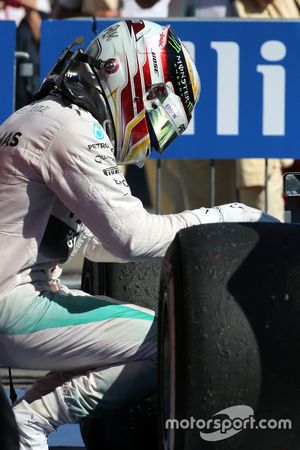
top-left (0, 19), bottom-right (278, 449)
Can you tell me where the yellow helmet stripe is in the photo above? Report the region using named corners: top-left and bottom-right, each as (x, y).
top-left (125, 134), bottom-right (151, 163)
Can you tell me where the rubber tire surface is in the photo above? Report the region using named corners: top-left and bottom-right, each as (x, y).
top-left (159, 222), bottom-right (300, 450)
top-left (0, 383), bottom-right (19, 450)
top-left (80, 260), bottom-right (162, 450)
top-left (81, 260), bottom-right (161, 312)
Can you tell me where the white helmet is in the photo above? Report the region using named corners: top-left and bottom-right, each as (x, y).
top-left (85, 20), bottom-right (201, 166)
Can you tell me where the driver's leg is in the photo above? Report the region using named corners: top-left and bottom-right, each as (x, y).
top-left (0, 286), bottom-right (157, 450)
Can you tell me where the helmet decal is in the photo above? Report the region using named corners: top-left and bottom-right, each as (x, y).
top-left (165, 27), bottom-right (196, 121)
top-left (102, 24), bottom-right (121, 41)
top-left (158, 29), bottom-right (168, 49)
top-left (123, 111), bottom-right (149, 162)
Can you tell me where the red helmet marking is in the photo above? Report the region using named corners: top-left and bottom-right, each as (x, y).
top-left (133, 54), bottom-right (143, 114)
top-left (125, 20), bottom-right (145, 36)
top-left (160, 46), bottom-right (168, 85)
top-left (128, 117), bottom-right (149, 149)
top-left (142, 51), bottom-right (152, 90)
top-left (159, 28), bottom-right (169, 49)
top-left (121, 58), bottom-right (135, 144)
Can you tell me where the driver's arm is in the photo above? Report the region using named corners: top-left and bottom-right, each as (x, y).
top-left (40, 113), bottom-right (200, 261)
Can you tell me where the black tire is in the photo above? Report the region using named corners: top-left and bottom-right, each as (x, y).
top-left (80, 259), bottom-right (162, 450)
top-left (0, 383), bottom-right (19, 450)
top-left (159, 222), bottom-right (300, 450)
top-left (81, 260), bottom-right (161, 312)
top-left (80, 397), bottom-right (158, 450)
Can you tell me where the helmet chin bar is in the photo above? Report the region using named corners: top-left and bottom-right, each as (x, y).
top-left (36, 37), bottom-right (116, 147)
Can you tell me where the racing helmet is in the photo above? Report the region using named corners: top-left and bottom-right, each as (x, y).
top-left (85, 20), bottom-right (201, 166)
top-left (37, 20), bottom-right (200, 166)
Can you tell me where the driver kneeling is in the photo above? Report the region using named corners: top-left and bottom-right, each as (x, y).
top-left (0, 19), bottom-right (278, 450)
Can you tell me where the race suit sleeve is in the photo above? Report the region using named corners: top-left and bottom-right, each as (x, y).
top-left (78, 228), bottom-right (129, 263)
top-left (40, 113), bottom-right (201, 260)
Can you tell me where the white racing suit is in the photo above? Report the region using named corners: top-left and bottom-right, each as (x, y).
top-left (0, 94), bottom-right (202, 428)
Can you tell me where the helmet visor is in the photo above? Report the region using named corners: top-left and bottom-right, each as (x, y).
top-left (144, 84), bottom-right (188, 154)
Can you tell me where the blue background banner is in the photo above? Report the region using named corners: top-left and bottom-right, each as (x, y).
top-left (32, 19), bottom-right (300, 158)
top-left (0, 21), bottom-right (16, 124)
